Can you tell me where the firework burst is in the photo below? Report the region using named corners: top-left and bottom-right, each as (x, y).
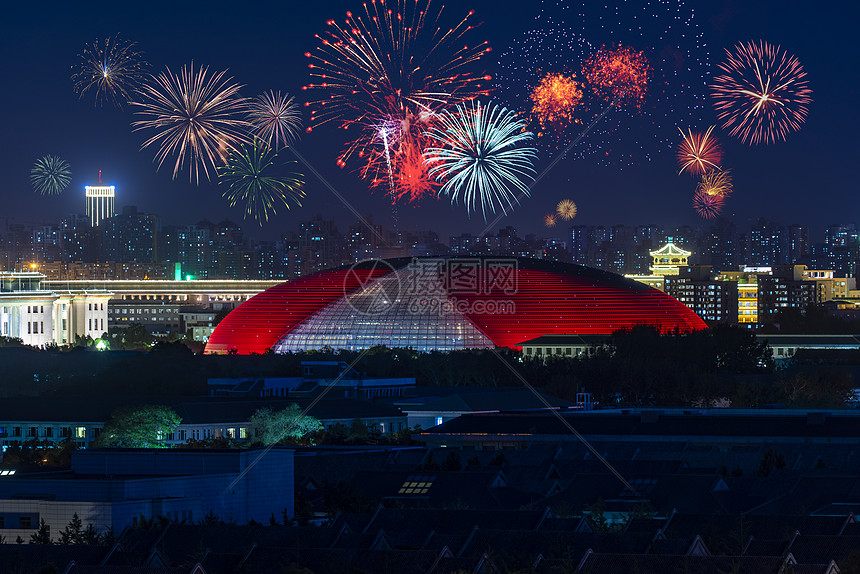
top-left (424, 101), bottom-right (537, 220)
top-left (529, 72), bottom-right (583, 138)
top-left (304, 0), bottom-right (492, 202)
top-left (218, 142), bottom-right (305, 226)
top-left (583, 44), bottom-right (651, 108)
top-left (131, 63), bottom-right (252, 184)
top-left (556, 199), bottom-right (578, 220)
top-left (31, 155), bottom-right (72, 196)
top-left (72, 34), bottom-right (148, 108)
top-left (364, 112), bottom-right (440, 204)
top-left (677, 126), bottom-right (723, 175)
top-left (497, 1), bottom-right (710, 164)
top-left (543, 213), bottom-right (557, 227)
top-left (698, 169), bottom-right (733, 198)
top-left (247, 91), bottom-right (302, 150)
top-left (693, 190), bottom-right (725, 219)
top-left (711, 40), bottom-right (812, 145)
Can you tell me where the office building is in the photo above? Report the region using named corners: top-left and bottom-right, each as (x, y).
top-left (84, 185), bottom-right (115, 227)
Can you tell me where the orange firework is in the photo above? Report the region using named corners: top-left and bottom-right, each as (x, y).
top-left (543, 213), bottom-right (557, 227)
top-left (677, 126), bottom-right (723, 175)
top-left (698, 169), bottom-right (733, 198)
top-left (529, 72), bottom-right (583, 137)
top-left (583, 44), bottom-right (651, 107)
top-left (693, 190), bottom-right (725, 219)
top-left (556, 199), bottom-right (578, 220)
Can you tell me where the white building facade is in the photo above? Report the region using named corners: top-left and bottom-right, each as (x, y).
top-left (0, 272), bottom-right (111, 346)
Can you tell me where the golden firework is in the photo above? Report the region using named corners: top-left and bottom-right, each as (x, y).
top-left (556, 199), bottom-right (578, 220)
top-left (698, 169), bottom-right (733, 198)
top-left (529, 72), bottom-right (583, 137)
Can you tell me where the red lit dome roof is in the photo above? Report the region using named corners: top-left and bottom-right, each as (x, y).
top-left (205, 257), bottom-right (706, 354)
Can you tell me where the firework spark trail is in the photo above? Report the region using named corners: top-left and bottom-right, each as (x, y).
top-left (711, 40), bottom-right (812, 145)
top-left (378, 127), bottom-right (400, 237)
top-left (131, 63), bottom-right (253, 184)
top-left (677, 126), bottom-right (723, 175)
top-left (423, 101), bottom-right (538, 220)
top-left (72, 34), bottom-right (148, 107)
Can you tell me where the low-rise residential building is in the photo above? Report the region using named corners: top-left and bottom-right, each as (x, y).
top-left (0, 396), bottom-right (409, 451)
top-left (0, 448), bottom-right (293, 542)
top-left (398, 389), bottom-right (575, 429)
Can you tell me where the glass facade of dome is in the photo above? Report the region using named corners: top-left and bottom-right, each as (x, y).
top-left (272, 269), bottom-right (494, 352)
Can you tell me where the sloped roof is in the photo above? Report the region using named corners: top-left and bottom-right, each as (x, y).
top-left (650, 243), bottom-right (692, 257)
top-left (405, 390), bottom-right (574, 414)
top-left (576, 553), bottom-right (808, 574)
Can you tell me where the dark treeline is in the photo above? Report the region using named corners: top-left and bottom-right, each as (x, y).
top-left (0, 325), bottom-right (857, 407)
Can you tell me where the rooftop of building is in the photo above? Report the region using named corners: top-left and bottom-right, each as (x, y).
top-left (0, 396), bottom-right (405, 425)
top-left (418, 409), bottom-right (860, 441)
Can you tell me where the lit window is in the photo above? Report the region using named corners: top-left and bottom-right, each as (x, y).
top-left (75, 427), bottom-right (86, 439)
top-left (436, 417), bottom-right (443, 426)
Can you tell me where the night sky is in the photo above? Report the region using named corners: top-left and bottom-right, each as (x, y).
top-left (0, 0), bottom-right (856, 243)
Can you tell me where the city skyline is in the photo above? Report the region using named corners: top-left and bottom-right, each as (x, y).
top-left (0, 0), bottom-right (856, 242)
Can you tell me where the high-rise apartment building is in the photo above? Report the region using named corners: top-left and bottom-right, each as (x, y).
top-left (747, 218), bottom-right (787, 266)
top-left (102, 206), bottom-right (158, 264)
top-left (787, 224), bottom-right (810, 264)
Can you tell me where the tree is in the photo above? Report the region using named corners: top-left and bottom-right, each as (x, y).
top-left (213, 307), bottom-right (232, 326)
top-left (250, 405), bottom-right (323, 446)
top-left (757, 448), bottom-right (786, 477)
top-left (58, 513), bottom-right (84, 545)
top-left (442, 451), bottom-right (462, 471)
top-left (81, 523), bottom-right (101, 545)
top-left (584, 498), bottom-right (617, 533)
top-left (30, 519), bottom-right (52, 544)
top-left (95, 405), bottom-right (181, 448)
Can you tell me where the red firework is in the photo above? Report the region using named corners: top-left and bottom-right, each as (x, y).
top-left (710, 40), bottom-right (812, 145)
top-left (359, 111), bottom-right (439, 204)
top-left (582, 44), bottom-right (651, 107)
top-left (693, 190), bottom-right (725, 219)
top-left (677, 126), bottom-right (723, 175)
top-left (543, 213), bottom-right (557, 227)
top-left (304, 0), bottom-right (492, 203)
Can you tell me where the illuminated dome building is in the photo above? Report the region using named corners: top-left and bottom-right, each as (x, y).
top-left (205, 257), bottom-right (707, 354)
